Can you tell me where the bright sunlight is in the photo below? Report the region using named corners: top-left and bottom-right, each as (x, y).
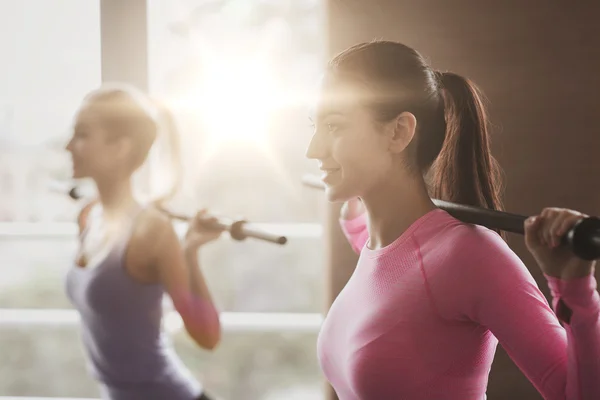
top-left (174, 54), bottom-right (280, 158)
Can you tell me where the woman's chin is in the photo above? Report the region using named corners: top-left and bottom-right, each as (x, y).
top-left (325, 185), bottom-right (353, 203)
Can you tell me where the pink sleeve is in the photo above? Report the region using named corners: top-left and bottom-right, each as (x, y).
top-left (434, 231), bottom-right (600, 399)
top-left (171, 291), bottom-right (221, 339)
top-left (339, 213), bottom-right (369, 254)
top-left (545, 273), bottom-right (600, 398)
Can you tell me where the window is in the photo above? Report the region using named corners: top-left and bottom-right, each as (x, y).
top-left (147, 2), bottom-right (327, 398)
top-left (0, 235), bottom-right (76, 309)
top-left (0, 0), bottom-right (101, 223)
top-left (0, 0), bottom-right (327, 399)
top-left (0, 327), bottom-right (321, 399)
top-left (0, 0), bottom-right (103, 397)
top-left (147, 0), bottom-right (325, 223)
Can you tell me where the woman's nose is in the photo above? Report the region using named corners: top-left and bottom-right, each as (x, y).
top-left (306, 131), bottom-right (329, 160)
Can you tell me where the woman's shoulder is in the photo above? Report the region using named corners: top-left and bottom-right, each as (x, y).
top-left (126, 205), bottom-right (179, 271)
top-left (131, 205), bottom-right (175, 243)
top-left (425, 210), bottom-right (508, 249)
top-left (422, 211), bottom-right (534, 284)
top-left (417, 210), bottom-right (523, 271)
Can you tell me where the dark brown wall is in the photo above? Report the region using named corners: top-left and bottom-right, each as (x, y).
top-left (325, 1), bottom-right (600, 399)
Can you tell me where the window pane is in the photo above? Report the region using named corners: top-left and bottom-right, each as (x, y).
top-left (201, 234), bottom-right (325, 313)
top-left (0, 232), bottom-right (325, 312)
top-left (147, 0), bottom-right (326, 223)
top-left (0, 326), bottom-right (97, 397)
top-left (1, 2), bottom-right (328, 398)
top-left (0, 326), bottom-right (323, 399)
top-left (0, 0), bottom-right (101, 222)
top-left (174, 330), bottom-right (323, 400)
top-left (0, 235), bottom-right (75, 309)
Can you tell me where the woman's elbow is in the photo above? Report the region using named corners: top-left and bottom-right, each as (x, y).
top-left (201, 327), bottom-right (221, 351)
top-left (189, 324), bottom-right (222, 351)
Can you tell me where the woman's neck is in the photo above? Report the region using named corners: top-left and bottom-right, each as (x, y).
top-left (94, 176), bottom-right (137, 219)
top-left (361, 174), bottom-right (436, 250)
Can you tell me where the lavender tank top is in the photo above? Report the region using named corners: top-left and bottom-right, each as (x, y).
top-left (65, 205), bottom-right (203, 400)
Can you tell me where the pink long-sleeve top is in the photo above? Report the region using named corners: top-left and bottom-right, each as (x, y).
top-left (316, 208), bottom-right (600, 399)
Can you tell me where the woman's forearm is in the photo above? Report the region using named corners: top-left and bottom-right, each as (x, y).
top-left (184, 248), bottom-right (215, 303)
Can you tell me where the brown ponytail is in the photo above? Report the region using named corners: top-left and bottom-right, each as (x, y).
top-left (429, 72), bottom-right (504, 213)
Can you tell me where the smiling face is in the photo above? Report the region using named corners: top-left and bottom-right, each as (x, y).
top-left (305, 74), bottom-right (398, 202)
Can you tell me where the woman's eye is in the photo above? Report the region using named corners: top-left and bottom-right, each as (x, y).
top-left (311, 120), bottom-right (342, 135)
top-left (327, 123), bottom-right (339, 133)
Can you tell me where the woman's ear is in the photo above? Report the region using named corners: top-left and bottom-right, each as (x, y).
top-left (387, 111), bottom-right (417, 154)
top-left (113, 135), bottom-right (134, 163)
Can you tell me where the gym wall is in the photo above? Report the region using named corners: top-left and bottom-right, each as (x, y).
top-left (324, 1), bottom-right (600, 399)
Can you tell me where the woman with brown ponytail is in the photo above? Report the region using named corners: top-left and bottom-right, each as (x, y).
top-left (307, 40), bottom-right (600, 399)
